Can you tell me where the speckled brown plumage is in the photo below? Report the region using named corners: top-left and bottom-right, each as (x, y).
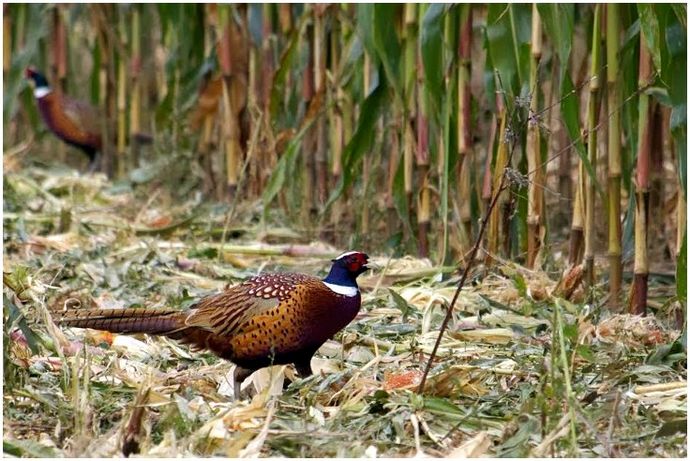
top-left (56, 252), bottom-right (369, 397)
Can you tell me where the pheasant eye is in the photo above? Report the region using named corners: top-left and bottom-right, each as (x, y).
top-left (347, 260), bottom-right (360, 271)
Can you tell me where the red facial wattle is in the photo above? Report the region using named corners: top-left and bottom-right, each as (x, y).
top-left (346, 253), bottom-right (369, 272)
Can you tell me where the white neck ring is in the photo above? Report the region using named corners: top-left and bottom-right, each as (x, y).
top-left (34, 87), bottom-right (52, 99)
top-left (323, 282), bottom-right (359, 297)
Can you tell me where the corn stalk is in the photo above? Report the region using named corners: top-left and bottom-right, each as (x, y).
top-left (416, 4), bottom-right (430, 258)
top-left (260, 4), bottom-right (273, 113)
top-left (329, 7), bottom-right (344, 228)
top-left (438, 9), bottom-right (455, 265)
top-left (487, 96), bottom-right (508, 266)
top-left (386, 110), bottom-right (402, 236)
top-left (584, 5), bottom-right (601, 288)
top-left (649, 104), bottom-right (666, 234)
top-left (482, 114), bottom-right (498, 217)
top-left (667, 106), bottom-right (685, 266)
top-left (129, 6), bottom-right (142, 165)
top-left (314, 5), bottom-right (328, 210)
top-left (116, 11), bottom-right (127, 178)
top-left (606, 3), bottom-right (622, 307)
top-left (566, 30), bottom-right (584, 267)
top-left (4, 5), bottom-right (11, 75)
top-left (526, 4), bottom-right (543, 268)
top-left (52, 5), bottom-right (67, 163)
top-left (457, 5), bottom-right (473, 249)
top-left (569, 165), bottom-right (585, 266)
top-left (630, 34), bottom-right (653, 315)
top-left (403, 4), bottom-right (416, 223)
top-left (360, 51), bottom-right (372, 236)
top-left (93, 4), bottom-right (115, 178)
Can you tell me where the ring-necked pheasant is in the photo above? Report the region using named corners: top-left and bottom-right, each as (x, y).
top-left (55, 251), bottom-right (369, 397)
top-left (25, 67), bottom-right (103, 172)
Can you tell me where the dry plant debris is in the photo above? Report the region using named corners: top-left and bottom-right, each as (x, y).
top-left (3, 168), bottom-right (686, 457)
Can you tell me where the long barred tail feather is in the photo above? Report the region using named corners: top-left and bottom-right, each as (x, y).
top-left (56, 307), bottom-right (187, 337)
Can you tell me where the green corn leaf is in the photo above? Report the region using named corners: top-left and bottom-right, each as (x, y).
top-left (486, 4), bottom-right (531, 97)
top-left (576, 344), bottom-right (595, 362)
top-left (671, 4), bottom-right (687, 28)
top-left (4, 294), bottom-right (41, 355)
top-left (355, 4), bottom-right (376, 60)
top-left (497, 415), bottom-right (538, 457)
top-left (423, 396), bottom-right (466, 417)
top-left (3, 439), bottom-right (58, 458)
top-left (660, 6), bottom-right (687, 193)
top-left (638, 4), bottom-right (662, 73)
top-left (560, 73), bottom-right (604, 200)
top-left (486, 4), bottom-right (518, 96)
top-left (665, 18), bottom-right (687, 106)
top-left (270, 12), bottom-right (308, 117)
top-left (388, 288), bottom-right (411, 321)
top-left (537, 4), bottom-right (574, 75)
top-left (338, 13), bottom-right (365, 91)
top-left (371, 4), bottom-right (403, 100)
top-left (676, 117), bottom-right (687, 193)
top-left (421, 3), bottom-right (446, 117)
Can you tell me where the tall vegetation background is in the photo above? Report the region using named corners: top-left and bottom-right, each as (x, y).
top-left (4, 4), bottom-right (686, 318)
top-left (3, 4), bottom-right (687, 457)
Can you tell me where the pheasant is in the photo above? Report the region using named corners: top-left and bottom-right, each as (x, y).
top-left (55, 251), bottom-right (369, 397)
top-left (25, 67), bottom-right (103, 172)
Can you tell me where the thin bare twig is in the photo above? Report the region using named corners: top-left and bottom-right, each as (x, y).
top-left (417, 69), bottom-right (529, 394)
top-left (417, 129), bottom-right (519, 395)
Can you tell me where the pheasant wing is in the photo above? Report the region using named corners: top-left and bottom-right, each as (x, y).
top-left (62, 97), bottom-right (102, 137)
top-left (184, 273), bottom-right (316, 337)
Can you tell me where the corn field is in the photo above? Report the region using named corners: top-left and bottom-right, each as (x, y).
top-left (3, 4), bottom-right (687, 457)
top-left (5, 4), bottom-right (687, 309)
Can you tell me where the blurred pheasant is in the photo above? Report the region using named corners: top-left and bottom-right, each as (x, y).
top-left (25, 67), bottom-right (103, 172)
top-left (55, 251), bottom-right (369, 397)
top-left (25, 67), bottom-right (152, 174)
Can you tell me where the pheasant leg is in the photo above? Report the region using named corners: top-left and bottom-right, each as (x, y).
top-left (294, 357), bottom-right (314, 378)
top-left (233, 366), bottom-right (254, 399)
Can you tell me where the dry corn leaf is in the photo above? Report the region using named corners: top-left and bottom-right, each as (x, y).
top-left (111, 335), bottom-right (161, 361)
top-left (311, 357), bottom-right (342, 375)
top-left (251, 366), bottom-right (286, 396)
top-left (25, 233), bottom-right (81, 253)
top-left (446, 431), bottom-right (491, 458)
top-left (448, 328), bottom-right (515, 344)
top-left (238, 401), bottom-right (276, 457)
